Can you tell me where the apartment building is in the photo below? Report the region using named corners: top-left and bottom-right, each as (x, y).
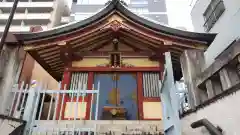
top-left (61, 0), bottom-right (168, 25)
top-left (0, 0), bottom-right (72, 89)
top-left (191, 0), bottom-right (240, 67)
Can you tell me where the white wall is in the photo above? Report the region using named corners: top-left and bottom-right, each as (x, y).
top-left (191, 0), bottom-right (240, 68)
top-left (181, 89), bottom-right (240, 135)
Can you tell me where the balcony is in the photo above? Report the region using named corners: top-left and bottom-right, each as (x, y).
top-left (0, 25), bottom-right (47, 32)
top-left (0, 2), bottom-right (53, 13)
top-left (0, 13), bottom-right (51, 27)
top-left (60, 16), bottom-right (73, 25)
top-left (0, 13), bottom-right (51, 20)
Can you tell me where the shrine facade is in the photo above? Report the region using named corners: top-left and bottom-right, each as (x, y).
top-left (6, 0), bottom-right (216, 121)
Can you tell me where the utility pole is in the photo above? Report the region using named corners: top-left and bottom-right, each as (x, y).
top-left (0, 0), bottom-right (20, 54)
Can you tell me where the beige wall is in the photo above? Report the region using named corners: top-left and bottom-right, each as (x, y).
top-left (31, 62), bottom-right (59, 90)
top-left (64, 102), bottom-right (87, 119)
top-left (143, 102), bottom-right (163, 119)
top-left (72, 57), bottom-right (159, 67)
top-left (181, 89), bottom-right (240, 135)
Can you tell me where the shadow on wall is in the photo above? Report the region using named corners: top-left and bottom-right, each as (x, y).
top-left (0, 114), bottom-right (26, 135)
top-left (31, 62), bottom-right (59, 90)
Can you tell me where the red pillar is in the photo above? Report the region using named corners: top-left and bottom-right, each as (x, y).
top-left (85, 72), bottom-right (94, 120)
top-left (56, 68), bottom-right (71, 120)
top-left (137, 72), bottom-right (144, 120)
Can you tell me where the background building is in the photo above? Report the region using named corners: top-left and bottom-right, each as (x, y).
top-left (0, 0), bottom-right (72, 89)
top-left (191, 0), bottom-right (240, 67)
top-left (61, 0), bottom-right (168, 25)
top-left (0, 0), bottom-right (168, 88)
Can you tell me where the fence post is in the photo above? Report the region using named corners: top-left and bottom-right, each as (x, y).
top-left (22, 86), bottom-right (38, 134)
top-left (22, 88), bottom-right (35, 121)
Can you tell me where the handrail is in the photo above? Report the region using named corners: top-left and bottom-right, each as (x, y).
top-left (191, 119), bottom-right (223, 135)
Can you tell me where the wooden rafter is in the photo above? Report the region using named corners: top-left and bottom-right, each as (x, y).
top-left (90, 40), bottom-right (113, 51)
top-left (40, 50), bottom-right (60, 57)
top-left (38, 46), bottom-right (60, 54)
top-left (118, 38), bottom-right (142, 52)
top-left (117, 11), bottom-right (208, 46)
top-left (70, 28), bottom-right (110, 46)
top-left (119, 32), bottom-right (159, 52)
top-left (29, 51), bottom-right (61, 80)
top-left (72, 31), bottom-right (112, 49)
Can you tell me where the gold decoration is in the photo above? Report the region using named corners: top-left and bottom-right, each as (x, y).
top-left (112, 74), bottom-right (119, 81)
top-left (131, 73), bottom-right (137, 79)
top-left (111, 109), bottom-right (117, 115)
top-left (108, 88), bottom-right (120, 105)
top-left (131, 90), bottom-right (137, 101)
top-left (23, 46), bottom-right (34, 51)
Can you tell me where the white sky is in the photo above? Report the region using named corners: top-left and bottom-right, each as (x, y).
top-left (166, 0), bottom-right (195, 31)
top-left (75, 0), bottom-right (196, 31)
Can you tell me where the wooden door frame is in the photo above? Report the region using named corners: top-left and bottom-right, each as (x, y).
top-left (59, 67), bottom-right (162, 120)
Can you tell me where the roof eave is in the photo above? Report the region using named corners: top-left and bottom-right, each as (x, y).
top-left (14, 0), bottom-right (217, 45)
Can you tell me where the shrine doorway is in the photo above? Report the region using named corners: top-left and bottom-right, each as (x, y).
top-left (93, 72), bottom-right (138, 120)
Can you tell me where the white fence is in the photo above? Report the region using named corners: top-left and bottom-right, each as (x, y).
top-left (3, 81), bottom-right (100, 135)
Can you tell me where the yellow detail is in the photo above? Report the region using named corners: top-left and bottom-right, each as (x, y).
top-left (112, 74), bottom-right (119, 81)
top-left (107, 14), bottom-right (124, 22)
top-left (72, 58), bottom-right (109, 67)
top-left (131, 73), bottom-right (137, 79)
top-left (111, 109), bottom-right (117, 115)
top-left (143, 102), bottom-right (163, 119)
top-left (131, 90), bottom-right (137, 101)
top-left (122, 58), bottom-right (159, 67)
top-left (64, 102), bottom-right (86, 119)
top-left (108, 88), bottom-right (120, 105)
top-left (195, 44), bottom-right (208, 50)
top-left (23, 45), bottom-right (34, 51)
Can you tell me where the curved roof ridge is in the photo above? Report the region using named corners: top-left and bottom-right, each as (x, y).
top-left (33, 5), bottom-right (109, 34)
top-left (14, 0), bottom-right (217, 45)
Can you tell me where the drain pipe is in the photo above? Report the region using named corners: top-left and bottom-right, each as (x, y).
top-left (191, 119), bottom-right (223, 135)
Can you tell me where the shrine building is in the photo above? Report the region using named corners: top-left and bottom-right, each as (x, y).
top-left (11, 0), bottom-right (216, 120)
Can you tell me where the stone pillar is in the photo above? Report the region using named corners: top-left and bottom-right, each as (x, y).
top-left (205, 78), bottom-right (223, 98)
top-left (219, 65), bottom-right (240, 91)
top-left (0, 45), bottom-right (23, 114)
top-left (205, 80), bottom-right (215, 99)
top-left (180, 49), bottom-right (205, 108)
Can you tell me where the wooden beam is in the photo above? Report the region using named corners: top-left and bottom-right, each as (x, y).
top-left (119, 12), bottom-right (207, 45)
top-left (38, 46), bottom-right (60, 54)
top-left (118, 38), bottom-right (142, 52)
top-left (70, 29), bottom-right (110, 45)
top-left (72, 31), bottom-right (111, 49)
top-left (120, 30), bottom-right (161, 48)
top-left (119, 33), bottom-right (159, 52)
top-left (43, 54), bottom-right (60, 61)
top-left (88, 39), bottom-right (112, 51)
top-left (68, 67), bottom-right (161, 72)
top-left (73, 51), bottom-right (154, 57)
top-left (29, 51), bottom-right (61, 81)
top-left (39, 50), bottom-right (60, 57)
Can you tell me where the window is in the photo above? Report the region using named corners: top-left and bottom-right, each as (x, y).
top-left (203, 0), bottom-right (225, 31)
top-left (131, 7), bottom-right (148, 13)
top-left (77, 0), bottom-right (109, 5)
top-left (130, 0), bottom-right (148, 5)
top-left (74, 13), bottom-right (93, 21)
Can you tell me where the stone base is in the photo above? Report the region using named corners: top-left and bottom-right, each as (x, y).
top-left (32, 120), bottom-right (164, 135)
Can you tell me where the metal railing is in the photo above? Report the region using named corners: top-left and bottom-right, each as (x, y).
top-left (3, 81), bottom-right (100, 135)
